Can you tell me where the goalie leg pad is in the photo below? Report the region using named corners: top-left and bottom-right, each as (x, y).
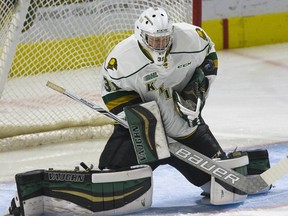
top-left (202, 149), bottom-right (272, 205)
top-left (9, 165), bottom-right (153, 215)
top-left (124, 101), bottom-right (170, 164)
top-left (201, 153), bottom-right (249, 205)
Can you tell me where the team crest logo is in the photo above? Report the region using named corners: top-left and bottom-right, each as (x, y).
top-left (107, 58), bottom-right (118, 70)
top-left (196, 28), bottom-right (208, 41)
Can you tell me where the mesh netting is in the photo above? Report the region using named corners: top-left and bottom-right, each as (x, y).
top-left (0, 0), bottom-right (193, 151)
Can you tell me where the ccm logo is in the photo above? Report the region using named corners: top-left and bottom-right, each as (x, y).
top-left (176, 148), bottom-right (240, 185)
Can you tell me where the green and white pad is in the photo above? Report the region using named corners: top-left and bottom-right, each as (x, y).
top-left (209, 153), bottom-right (249, 205)
top-left (8, 165), bottom-right (153, 216)
top-left (202, 149), bottom-right (272, 205)
top-left (124, 101), bottom-right (170, 164)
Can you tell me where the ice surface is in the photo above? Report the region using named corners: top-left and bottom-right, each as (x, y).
top-left (1, 43), bottom-right (288, 215)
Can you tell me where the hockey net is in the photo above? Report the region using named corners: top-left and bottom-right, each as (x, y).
top-left (0, 0), bottom-right (199, 151)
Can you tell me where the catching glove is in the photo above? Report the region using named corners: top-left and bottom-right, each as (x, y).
top-left (173, 90), bottom-right (201, 127)
top-left (182, 67), bottom-right (207, 111)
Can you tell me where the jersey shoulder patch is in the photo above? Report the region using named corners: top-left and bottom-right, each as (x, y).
top-left (107, 57), bottom-right (118, 70)
top-left (104, 35), bottom-right (151, 79)
top-left (195, 28), bottom-right (208, 41)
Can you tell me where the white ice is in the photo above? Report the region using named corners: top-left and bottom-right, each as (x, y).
top-left (1, 43), bottom-right (288, 216)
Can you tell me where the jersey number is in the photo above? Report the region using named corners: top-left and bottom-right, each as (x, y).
top-left (103, 76), bottom-right (120, 92)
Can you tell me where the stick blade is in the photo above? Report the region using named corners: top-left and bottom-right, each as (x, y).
top-left (260, 156), bottom-right (288, 185)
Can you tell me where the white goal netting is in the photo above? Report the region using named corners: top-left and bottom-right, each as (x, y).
top-left (0, 0), bottom-right (194, 151)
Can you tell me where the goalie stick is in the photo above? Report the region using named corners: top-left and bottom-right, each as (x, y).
top-left (46, 81), bottom-right (288, 194)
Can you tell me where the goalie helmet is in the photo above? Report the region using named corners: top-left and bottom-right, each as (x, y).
top-left (135, 7), bottom-right (173, 65)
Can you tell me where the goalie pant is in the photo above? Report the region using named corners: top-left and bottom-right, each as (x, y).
top-left (8, 165), bottom-right (153, 216)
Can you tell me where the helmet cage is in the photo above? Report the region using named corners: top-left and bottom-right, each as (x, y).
top-left (140, 29), bottom-right (173, 53)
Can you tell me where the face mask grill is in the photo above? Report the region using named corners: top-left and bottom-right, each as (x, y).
top-left (141, 30), bottom-right (173, 53)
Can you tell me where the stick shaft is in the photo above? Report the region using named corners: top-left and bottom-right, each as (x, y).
top-left (46, 81), bottom-right (128, 128)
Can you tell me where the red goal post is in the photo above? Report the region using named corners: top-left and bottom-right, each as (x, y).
top-left (0, 0), bottom-right (202, 151)
top-left (193, 0), bottom-right (202, 27)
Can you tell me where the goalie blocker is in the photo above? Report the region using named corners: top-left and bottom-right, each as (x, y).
top-left (8, 165), bottom-right (152, 216)
top-left (124, 101), bottom-right (170, 164)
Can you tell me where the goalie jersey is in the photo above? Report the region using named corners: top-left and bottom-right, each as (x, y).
top-left (101, 22), bottom-right (217, 138)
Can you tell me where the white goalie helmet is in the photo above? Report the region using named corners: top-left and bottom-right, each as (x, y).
top-left (135, 7), bottom-right (174, 65)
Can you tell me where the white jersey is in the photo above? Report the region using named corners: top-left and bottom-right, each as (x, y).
top-left (101, 22), bottom-right (216, 138)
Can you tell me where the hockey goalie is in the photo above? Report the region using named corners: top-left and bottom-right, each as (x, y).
top-left (8, 7), bottom-right (272, 216)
